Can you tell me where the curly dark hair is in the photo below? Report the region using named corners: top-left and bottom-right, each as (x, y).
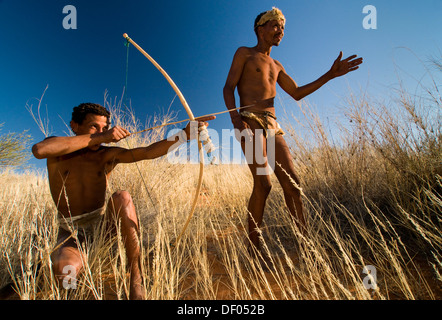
top-left (71, 103), bottom-right (110, 125)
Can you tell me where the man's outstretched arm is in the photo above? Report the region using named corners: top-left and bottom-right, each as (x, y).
top-left (277, 51), bottom-right (363, 101)
top-left (32, 126), bottom-right (130, 159)
top-left (112, 116), bottom-right (215, 164)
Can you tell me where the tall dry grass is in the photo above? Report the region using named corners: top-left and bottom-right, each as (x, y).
top-left (0, 64), bottom-right (441, 300)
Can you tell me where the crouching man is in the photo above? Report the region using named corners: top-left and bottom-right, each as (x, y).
top-left (32, 102), bottom-right (214, 299)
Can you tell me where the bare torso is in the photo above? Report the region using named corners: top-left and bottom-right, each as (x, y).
top-left (236, 47), bottom-right (283, 114)
top-left (47, 146), bottom-right (118, 217)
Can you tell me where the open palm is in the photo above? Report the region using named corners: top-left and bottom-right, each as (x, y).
top-left (329, 51), bottom-right (363, 78)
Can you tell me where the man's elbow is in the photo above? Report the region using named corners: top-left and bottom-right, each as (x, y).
top-left (290, 89), bottom-right (306, 101)
top-left (223, 84), bottom-right (235, 96)
top-left (32, 144), bottom-right (46, 159)
top-left (223, 85), bottom-right (229, 96)
top-left (284, 86), bottom-right (303, 101)
top-left (291, 93), bottom-right (303, 101)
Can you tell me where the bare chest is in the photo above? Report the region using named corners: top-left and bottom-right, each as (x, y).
top-left (47, 150), bottom-right (111, 205)
top-left (243, 54), bottom-right (280, 84)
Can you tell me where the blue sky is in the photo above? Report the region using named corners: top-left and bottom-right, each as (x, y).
top-left (0, 0), bottom-right (441, 170)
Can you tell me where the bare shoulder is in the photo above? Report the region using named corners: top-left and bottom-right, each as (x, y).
top-left (236, 46), bottom-right (252, 54)
top-left (234, 46), bottom-right (255, 59)
top-left (99, 145), bottom-right (128, 162)
top-left (272, 58), bottom-right (285, 70)
top-left (272, 59), bottom-right (288, 80)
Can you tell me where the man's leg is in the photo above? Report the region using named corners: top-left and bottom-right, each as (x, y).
top-left (241, 122), bottom-right (272, 251)
top-left (107, 190), bottom-right (145, 300)
top-left (51, 229), bottom-right (85, 290)
top-left (273, 135), bottom-right (306, 234)
top-left (247, 169), bottom-right (272, 251)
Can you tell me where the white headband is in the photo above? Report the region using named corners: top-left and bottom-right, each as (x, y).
top-left (255, 7), bottom-right (285, 29)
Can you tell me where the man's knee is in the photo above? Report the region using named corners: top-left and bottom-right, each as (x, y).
top-left (52, 254), bottom-right (83, 280)
top-left (110, 190), bottom-right (137, 221)
top-left (282, 176), bottom-right (302, 196)
top-left (254, 176), bottom-right (272, 195)
top-left (277, 167), bottom-right (302, 197)
top-left (111, 190), bottom-right (133, 206)
top-left (110, 190), bottom-right (134, 212)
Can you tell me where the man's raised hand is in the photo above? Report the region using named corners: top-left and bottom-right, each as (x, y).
top-left (97, 126), bottom-right (131, 144)
top-left (184, 115), bottom-right (216, 140)
top-left (329, 51), bottom-right (363, 78)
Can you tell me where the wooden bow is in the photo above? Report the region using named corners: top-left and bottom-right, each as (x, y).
top-left (123, 33), bottom-right (204, 247)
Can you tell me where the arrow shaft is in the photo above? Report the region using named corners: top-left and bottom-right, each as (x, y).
top-left (130, 104), bottom-right (253, 135)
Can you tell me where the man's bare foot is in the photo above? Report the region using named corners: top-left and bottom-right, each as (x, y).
top-left (129, 285), bottom-right (145, 300)
top-left (129, 274), bottom-right (145, 300)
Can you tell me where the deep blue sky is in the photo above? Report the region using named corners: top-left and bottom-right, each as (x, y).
top-left (0, 0), bottom-right (441, 170)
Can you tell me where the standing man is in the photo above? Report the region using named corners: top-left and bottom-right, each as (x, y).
top-left (223, 8), bottom-right (363, 253)
top-left (32, 103), bottom-right (214, 299)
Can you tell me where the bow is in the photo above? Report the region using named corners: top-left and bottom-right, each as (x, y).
top-left (123, 33), bottom-right (205, 246)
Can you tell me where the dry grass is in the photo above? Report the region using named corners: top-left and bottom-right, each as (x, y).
top-left (1, 67), bottom-right (441, 300)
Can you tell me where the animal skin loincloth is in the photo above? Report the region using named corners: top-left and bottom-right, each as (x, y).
top-left (240, 110), bottom-right (285, 138)
top-left (57, 206), bottom-right (106, 240)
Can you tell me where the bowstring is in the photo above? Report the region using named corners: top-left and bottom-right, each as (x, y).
top-left (122, 38), bottom-right (159, 218)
